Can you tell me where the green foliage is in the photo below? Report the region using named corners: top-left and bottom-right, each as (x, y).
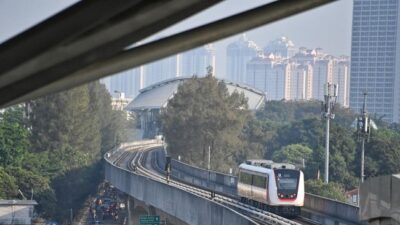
top-left (51, 162), bottom-right (103, 220)
top-left (25, 81), bottom-right (126, 220)
top-left (0, 167), bottom-right (17, 199)
top-left (272, 144), bottom-right (313, 167)
top-left (257, 100), bottom-right (356, 127)
top-left (161, 73), bottom-right (253, 171)
top-left (256, 103), bottom-right (358, 188)
top-left (0, 81), bottom-right (124, 220)
top-left (5, 167), bottom-right (51, 198)
top-left (4, 166), bottom-right (55, 215)
top-left (29, 84), bottom-right (101, 170)
top-left (252, 100), bottom-right (400, 193)
top-left (305, 179), bottom-right (347, 202)
top-left (360, 128), bottom-right (400, 178)
top-left (0, 107), bottom-right (29, 167)
top-left (87, 82), bottom-right (127, 153)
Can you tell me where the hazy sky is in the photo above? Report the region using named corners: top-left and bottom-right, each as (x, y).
top-left (0, 0), bottom-right (353, 78)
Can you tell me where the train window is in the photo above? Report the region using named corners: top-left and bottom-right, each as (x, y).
top-left (239, 171), bottom-right (252, 185)
top-left (252, 175), bottom-right (266, 188)
top-left (275, 169), bottom-right (299, 191)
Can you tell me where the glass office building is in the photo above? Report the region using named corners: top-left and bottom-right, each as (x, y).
top-left (350, 0), bottom-right (400, 123)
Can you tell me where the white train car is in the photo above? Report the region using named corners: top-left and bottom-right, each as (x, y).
top-left (237, 160), bottom-right (304, 217)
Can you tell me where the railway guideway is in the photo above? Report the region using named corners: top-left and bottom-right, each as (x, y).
top-left (151, 145), bottom-right (363, 225)
top-left (104, 141), bottom-right (259, 225)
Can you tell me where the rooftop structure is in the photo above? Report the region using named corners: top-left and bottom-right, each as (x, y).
top-left (245, 159), bottom-right (296, 170)
top-left (0, 200), bottom-right (37, 225)
top-left (128, 77), bottom-right (265, 111)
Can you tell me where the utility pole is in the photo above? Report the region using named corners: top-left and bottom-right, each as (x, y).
top-left (353, 93), bottom-right (377, 183)
top-left (321, 83), bottom-right (338, 183)
top-left (70, 208), bottom-right (73, 225)
top-left (207, 146), bottom-right (211, 170)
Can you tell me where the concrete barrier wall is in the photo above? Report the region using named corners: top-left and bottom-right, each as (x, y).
top-left (154, 149), bottom-right (238, 198)
top-left (304, 193), bottom-right (360, 224)
top-left (105, 155), bottom-right (256, 225)
top-left (359, 174), bottom-right (400, 223)
top-left (153, 149), bottom-right (361, 224)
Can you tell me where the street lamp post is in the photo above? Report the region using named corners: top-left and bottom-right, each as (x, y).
top-left (321, 83), bottom-right (338, 183)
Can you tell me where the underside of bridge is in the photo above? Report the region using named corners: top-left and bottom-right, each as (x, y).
top-left (0, 0), bottom-right (334, 108)
top-left (127, 196), bottom-right (188, 225)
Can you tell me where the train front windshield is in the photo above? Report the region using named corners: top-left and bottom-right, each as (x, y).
top-left (275, 169), bottom-right (299, 192)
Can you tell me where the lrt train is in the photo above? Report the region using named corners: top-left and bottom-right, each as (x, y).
top-left (237, 160), bottom-right (305, 217)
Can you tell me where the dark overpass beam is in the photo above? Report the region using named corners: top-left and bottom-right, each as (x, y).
top-left (0, 0), bottom-right (141, 83)
top-left (0, 0), bottom-right (335, 107)
top-left (0, 0), bottom-right (220, 107)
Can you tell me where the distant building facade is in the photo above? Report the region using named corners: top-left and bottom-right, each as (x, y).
top-left (111, 92), bottom-right (133, 120)
top-left (350, 0), bottom-right (400, 123)
top-left (245, 47), bottom-right (350, 105)
top-left (333, 57), bottom-right (350, 107)
top-left (101, 45), bottom-right (215, 98)
top-left (227, 34), bottom-right (261, 84)
top-left (312, 58), bottom-right (333, 101)
top-left (289, 64), bottom-right (313, 100)
top-left (180, 44), bottom-right (216, 77)
top-left (144, 55), bottom-right (180, 87)
top-left (101, 67), bottom-right (143, 98)
top-left (246, 54), bottom-right (289, 100)
top-left (264, 36), bottom-right (297, 58)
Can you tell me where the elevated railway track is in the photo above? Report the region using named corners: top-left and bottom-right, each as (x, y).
top-left (107, 141), bottom-right (320, 225)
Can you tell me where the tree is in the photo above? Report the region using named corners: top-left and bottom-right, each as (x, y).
top-left (161, 72), bottom-right (251, 171)
top-left (257, 100), bottom-right (356, 127)
top-left (27, 81), bottom-right (127, 220)
top-left (5, 167), bottom-right (51, 199)
top-left (0, 167), bottom-right (17, 199)
top-left (28, 82), bottom-right (119, 171)
top-left (87, 82), bottom-right (126, 153)
top-left (272, 144), bottom-right (313, 167)
top-left (305, 179), bottom-right (347, 202)
top-left (360, 128), bottom-right (400, 178)
top-left (0, 107), bottom-right (29, 167)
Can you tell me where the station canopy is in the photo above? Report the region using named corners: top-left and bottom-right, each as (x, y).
top-left (126, 77), bottom-right (265, 111)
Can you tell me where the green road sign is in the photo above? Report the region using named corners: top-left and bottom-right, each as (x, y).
top-left (139, 215), bottom-right (160, 225)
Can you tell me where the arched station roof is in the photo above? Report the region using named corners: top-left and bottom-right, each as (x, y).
top-left (126, 77), bottom-right (265, 111)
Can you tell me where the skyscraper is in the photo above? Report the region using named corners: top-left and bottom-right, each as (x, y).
top-left (333, 57), bottom-right (350, 107)
top-left (289, 64), bottom-right (313, 100)
top-left (227, 34), bottom-right (261, 84)
top-left (180, 44), bottom-right (216, 77)
top-left (101, 66), bottom-right (144, 98)
top-left (264, 36), bottom-right (297, 58)
top-left (312, 58), bottom-right (333, 101)
top-left (143, 55), bottom-right (179, 87)
top-left (350, 0), bottom-right (400, 123)
top-left (245, 46), bottom-right (349, 105)
top-left (246, 54), bottom-right (289, 100)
